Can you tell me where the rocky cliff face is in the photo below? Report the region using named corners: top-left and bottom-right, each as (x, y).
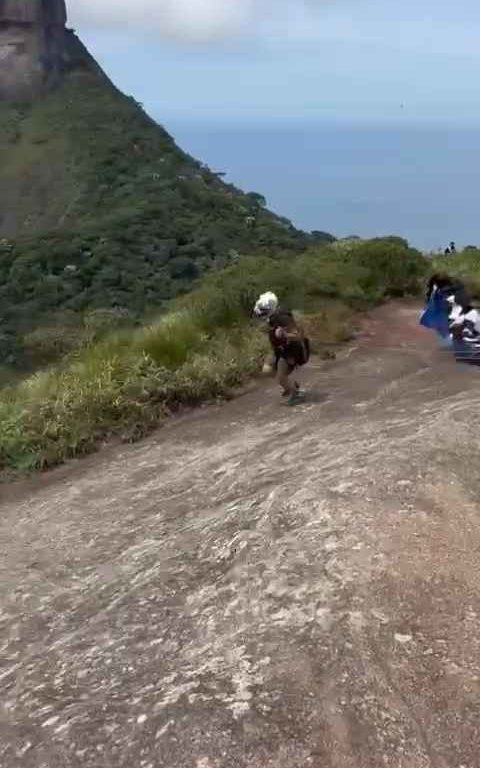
top-left (0, 0), bottom-right (68, 99)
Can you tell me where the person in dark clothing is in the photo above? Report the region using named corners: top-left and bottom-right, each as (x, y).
top-left (268, 309), bottom-right (310, 398)
top-left (254, 292), bottom-right (310, 405)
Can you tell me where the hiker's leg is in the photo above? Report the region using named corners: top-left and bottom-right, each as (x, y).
top-left (284, 363), bottom-right (304, 405)
top-left (286, 357), bottom-right (301, 391)
top-left (277, 357), bottom-right (294, 396)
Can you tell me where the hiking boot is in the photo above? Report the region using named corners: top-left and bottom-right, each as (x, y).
top-left (282, 383), bottom-right (300, 397)
top-left (287, 390), bottom-right (306, 406)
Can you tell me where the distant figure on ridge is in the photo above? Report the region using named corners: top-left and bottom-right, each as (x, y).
top-left (443, 241), bottom-right (456, 256)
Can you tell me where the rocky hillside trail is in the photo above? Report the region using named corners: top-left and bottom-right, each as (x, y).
top-left (1, 302), bottom-right (480, 768)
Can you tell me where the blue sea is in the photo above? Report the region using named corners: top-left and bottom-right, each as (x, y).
top-left (167, 120), bottom-right (480, 252)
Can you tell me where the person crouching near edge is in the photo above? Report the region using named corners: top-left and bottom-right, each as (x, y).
top-left (253, 292), bottom-right (310, 406)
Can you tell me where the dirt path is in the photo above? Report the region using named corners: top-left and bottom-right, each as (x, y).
top-left (1, 302), bottom-right (480, 768)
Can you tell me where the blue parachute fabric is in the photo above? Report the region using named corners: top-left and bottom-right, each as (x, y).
top-left (419, 290), bottom-right (450, 339)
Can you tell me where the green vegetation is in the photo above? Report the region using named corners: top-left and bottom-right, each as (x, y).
top-left (0, 238), bottom-right (427, 476)
top-left (0, 68), bottom-right (321, 372)
top-left (432, 247), bottom-right (480, 298)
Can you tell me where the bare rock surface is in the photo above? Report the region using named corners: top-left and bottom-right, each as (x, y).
top-left (0, 0), bottom-right (71, 99)
top-left (1, 302), bottom-right (480, 767)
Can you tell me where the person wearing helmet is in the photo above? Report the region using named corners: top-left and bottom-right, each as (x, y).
top-left (254, 292), bottom-right (310, 405)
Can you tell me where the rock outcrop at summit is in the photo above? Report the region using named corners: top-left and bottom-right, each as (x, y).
top-left (0, 0), bottom-right (68, 99)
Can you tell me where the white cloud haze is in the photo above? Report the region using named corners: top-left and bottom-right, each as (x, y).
top-left (67, 0), bottom-right (324, 43)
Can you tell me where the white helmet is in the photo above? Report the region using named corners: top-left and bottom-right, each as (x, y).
top-left (254, 291), bottom-right (279, 318)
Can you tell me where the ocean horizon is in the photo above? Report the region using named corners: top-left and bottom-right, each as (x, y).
top-left (166, 119), bottom-right (480, 252)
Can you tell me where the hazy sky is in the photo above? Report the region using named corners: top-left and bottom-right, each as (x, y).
top-left (67, 1), bottom-right (480, 124)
